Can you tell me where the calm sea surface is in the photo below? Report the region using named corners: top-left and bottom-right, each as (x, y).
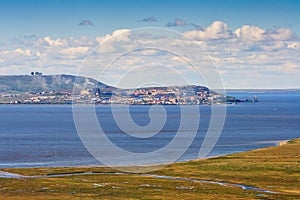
top-left (0, 90), bottom-right (299, 168)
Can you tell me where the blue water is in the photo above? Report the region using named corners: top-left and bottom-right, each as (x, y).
top-left (0, 90), bottom-right (299, 168)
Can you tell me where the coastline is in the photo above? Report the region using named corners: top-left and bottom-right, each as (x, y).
top-left (0, 139), bottom-right (289, 170)
top-left (1, 138), bottom-right (299, 199)
top-left (0, 139), bottom-right (293, 175)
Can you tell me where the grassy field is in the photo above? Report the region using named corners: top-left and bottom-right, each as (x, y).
top-left (1, 139), bottom-right (299, 199)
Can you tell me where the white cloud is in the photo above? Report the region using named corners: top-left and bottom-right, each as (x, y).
top-left (184, 21), bottom-right (297, 44)
top-left (183, 21), bottom-right (235, 40)
top-left (0, 23), bottom-right (299, 89)
top-left (96, 29), bottom-right (131, 44)
top-left (44, 37), bottom-right (64, 46)
top-left (288, 42), bottom-right (300, 50)
top-left (14, 48), bottom-right (31, 56)
top-left (267, 28), bottom-right (296, 41)
top-left (234, 25), bottom-right (266, 41)
top-left (235, 26), bottom-right (296, 41)
top-left (58, 46), bottom-right (89, 59)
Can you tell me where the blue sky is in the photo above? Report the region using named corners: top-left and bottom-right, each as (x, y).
top-left (1, 0), bottom-right (300, 41)
top-left (0, 0), bottom-right (300, 89)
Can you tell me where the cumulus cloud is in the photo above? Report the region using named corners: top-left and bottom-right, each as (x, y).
top-left (184, 21), bottom-right (298, 43)
top-left (0, 23), bottom-right (299, 88)
top-left (96, 29), bottom-right (131, 44)
top-left (0, 35), bottom-right (96, 76)
top-left (166, 18), bottom-right (188, 27)
top-left (184, 21), bottom-right (235, 40)
top-left (266, 28), bottom-right (296, 40)
top-left (140, 16), bottom-right (158, 22)
top-left (234, 25), bottom-right (266, 41)
top-left (43, 36), bottom-right (64, 46)
top-left (78, 19), bottom-right (94, 26)
top-left (235, 25), bottom-right (296, 41)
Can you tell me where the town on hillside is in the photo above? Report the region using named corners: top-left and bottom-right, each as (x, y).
top-left (0, 73), bottom-right (256, 105)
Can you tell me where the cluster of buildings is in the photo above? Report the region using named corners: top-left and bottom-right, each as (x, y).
top-left (0, 85), bottom-right (229, 105)
top-left (72, 85), bottom-right (227, 105)
top-left (0, 73), bottom-right (248, 105)
top-left (0, 90), bottom-right (73, 104)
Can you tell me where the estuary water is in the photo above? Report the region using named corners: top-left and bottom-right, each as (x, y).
top-left (0, 90), bottom-right (299, 168)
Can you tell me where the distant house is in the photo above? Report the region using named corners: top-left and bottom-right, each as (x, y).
top-left (31, 72), bottom-right (43, 76)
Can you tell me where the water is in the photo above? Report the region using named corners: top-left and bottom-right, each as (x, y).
top-left (0, 171), bottom-right (278, 194)
top-left (0, 90), bottom-right (299, 168)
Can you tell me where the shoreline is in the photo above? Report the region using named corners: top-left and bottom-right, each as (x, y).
top-left (0, 139), bottom-right (292, 172)
top-left (1, 138), bottom-right (299, 199)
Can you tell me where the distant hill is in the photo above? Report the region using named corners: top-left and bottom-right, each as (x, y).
top-left (0, 74), bottom-right (115, 93)
top-left (0, 74), bottom-right (216, 96)
top-left (0, 74), bottom-right (241, 104)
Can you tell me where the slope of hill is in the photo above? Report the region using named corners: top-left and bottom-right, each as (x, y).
top-left (0, 74), bottom-right (114, 93)
top-left (0, 74), bottom-right (241, 104)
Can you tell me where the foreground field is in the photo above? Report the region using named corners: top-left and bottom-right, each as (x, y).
top-left (1, 139), bottom-right (299, 199)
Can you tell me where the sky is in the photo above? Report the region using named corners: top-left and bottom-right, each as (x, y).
top-left (0, 0), bottom-right (300, 89)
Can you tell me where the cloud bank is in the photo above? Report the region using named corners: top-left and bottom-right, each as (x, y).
top-left (0, 21), bottom-right (299, 89)
top-left (183, 21), bottom-right (297, 42)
